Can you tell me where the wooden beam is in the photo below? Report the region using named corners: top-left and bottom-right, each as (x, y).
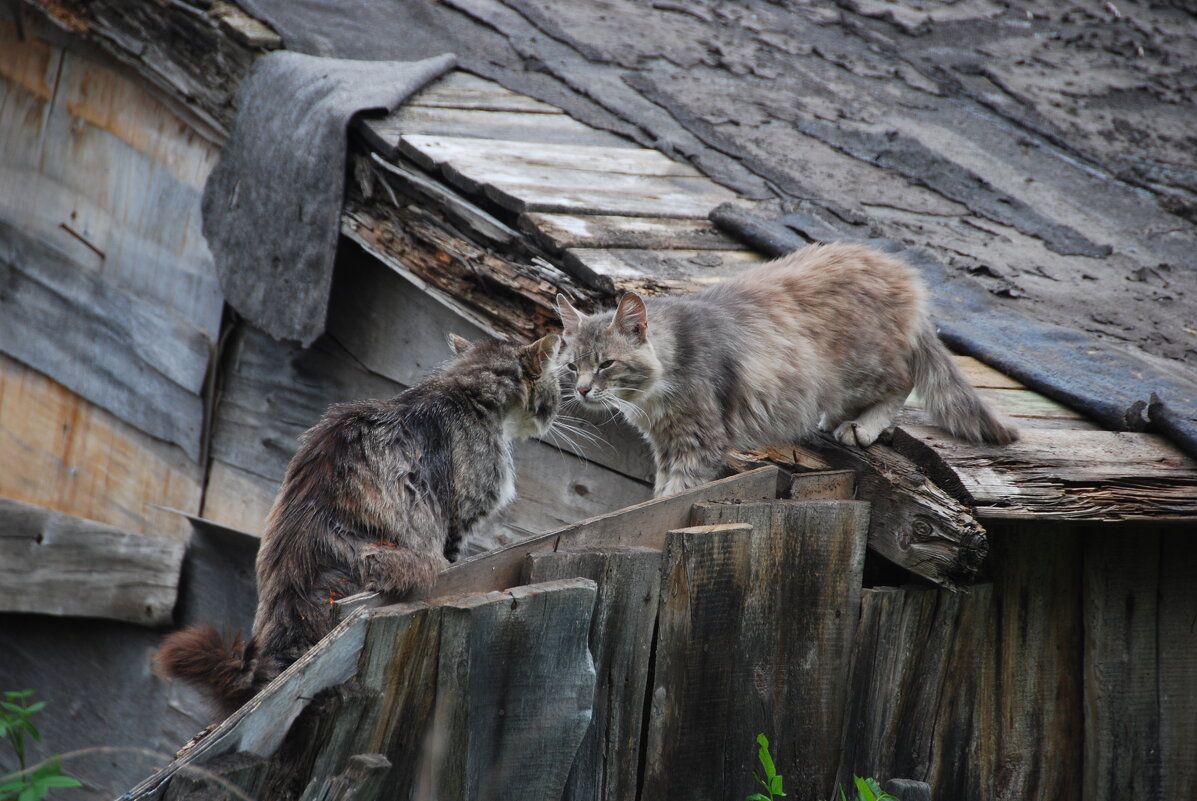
top-left (893, 425), bottom-right (1197, 522)
top-left (563, 247), bottom-right (764, 295)
top-left (0, 497), bottom-right (185, 626)
top-left (519, 212), bottom-right (744, 253)
top-left (416, 466), bottom-right (782, 600)
top-left (793, 437), bottom-right (989, 589)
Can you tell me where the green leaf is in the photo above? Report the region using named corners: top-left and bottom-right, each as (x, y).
top-left (770, 774), bottom-right (784, 795)
top-left (0, 704), bottom-right (23, 715)
top-left (19, 704), bottom-right (44, 717)
top-left (756, 735), bottom-right (777, 779)
top-left (33, 776), bottom-right (81, 790)
top-left (746, 794), bottom-right (771, 801)
top-left (3, 692), bottom-right (34, 701)
top-left (854, 776), bottom-right (877, 801)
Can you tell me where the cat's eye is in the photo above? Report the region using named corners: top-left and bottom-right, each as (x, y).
top-left (598, 359), bottom-right (615, 370)
top-left (566, 362), bottom-right (578, 372)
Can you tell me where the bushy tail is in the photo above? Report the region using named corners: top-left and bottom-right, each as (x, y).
top-left (910, 324), bottom-right (1019, 445)
top-left (154, 625), bottom-right (260, 718)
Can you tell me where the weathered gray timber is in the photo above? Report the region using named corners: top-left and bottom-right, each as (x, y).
top-left (0, 497), bottom-right (184, 626)
top-left (837, 527), bottom-right (1083, 800)
top-left (790, 469), bottom-right (857, 501)
top-left (419, 466), bottom-right (783, 600)
top-left (0, 220), bottom-right (209, 459)
top-left (895, 426), bottom-right (1197, 522)
top-left (524, 547), bottom-right (662, 801)
top-left (1084, 529), bottom-right (1197, 799)
top-left (128, 579), bottom-right (599, 801)
top-left (645, 500), bottom-right (870, 801)
top-left (793, 438), bottom-right (988, 589)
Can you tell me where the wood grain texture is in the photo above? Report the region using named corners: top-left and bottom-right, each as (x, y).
top-left (0, 352), bottom-right (202, 540)
top-left (524, 547), bottom-right (662, 801)
top-left (427, 579), bottom-right (597, 801)
top-left (0, 497), bottom-right (184, 626)
top-left (519, 212), bottom-right (744, 253)
top-left (894, 425), bottom-right (1197, 522)
top-left (0, 218), bottom-right (209, 459)
top-left (644, 501), bottom-right (870, 801)
top-left (1079, 529), bottom-right (1197, 800)
top-left (563, 247), bottom-right (764, 294)
top-left (796, 437), bottom-right (988, 589)
top-left (838, 526), bottom-right (1083, 800)
top-left (418, 466), bottom-right (782, 601)
top-left (407, 71), bottom-right (564, 114)
top-left (361, 105), bottom-right (635, 153)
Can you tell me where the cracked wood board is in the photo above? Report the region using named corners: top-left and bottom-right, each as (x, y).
top-left (893, 425), bottom-right (1197, 522)
top-left (563, 247), bottom-right (764, 293)
top-left (406, 70), bottom-right (565, 114)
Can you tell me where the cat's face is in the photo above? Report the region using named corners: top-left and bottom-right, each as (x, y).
top-left (450, 333), bottom-right (562, 439)
top-left (555, 293), bottom-right (663, 414)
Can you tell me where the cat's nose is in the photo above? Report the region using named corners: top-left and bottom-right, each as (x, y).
top-left (577, 384), bottom-right (592, 396)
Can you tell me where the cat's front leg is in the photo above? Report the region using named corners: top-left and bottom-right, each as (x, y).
top-left (652, 445), bottom-right (727, 498)
top-left (359, 544), bottom-right (449, 597)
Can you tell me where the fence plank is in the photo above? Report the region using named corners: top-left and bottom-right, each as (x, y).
top-left (419, 466), bottom-right (782, 600)
top-left (645, 500), bottom-right (870, 801)
top-left (524, 547), bottom-right (662, 801)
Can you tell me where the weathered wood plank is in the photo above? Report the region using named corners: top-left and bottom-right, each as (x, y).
top-left (953, 355), bottom-right (1025, 389)
top-left (907, 385), bottom-right (1086, 421)
top-left (1158, 533), bottom-right (1197, 797)
top-left (838, 527), bottom-right (1083, 800)
top-left (0, 497), bottom-right (185, 626)
top-left (519, 212), bottom-right (745, 253)
top-left (407, 71), bottom-right (564, 114)
top-left (563, 247), bottom-right (764, 293)
top-left (470, 175), bottom-right (737, 218)
top-left (524, 547), bottom-right (662, 801)
top-left (163, 752), bottom-right (271, 801)
top-left (644, 501), bottom-right (870, 801)
top-left (0, 352), bottom-right (202, 540)
top-left (794, 438), bottom-right (989, 589)
top-left (417, 466), bottom-right (782, 600)
top-left (399, 135), bottom-right (706, 179)
top-left (1083, 529), bottom-right (1162, 801)
top-left (0, 26), bottom-right (224, 337)
top-left (894, 425), bottom-right (1197, 522)
top-left (427, 579), bottom-right (597, 801)
top-left (0, 218), bottom-right (209, 459)
top-left (360, 106), bottom-right (635, 156)
top-left (301, 753), bottom-right (392, 801)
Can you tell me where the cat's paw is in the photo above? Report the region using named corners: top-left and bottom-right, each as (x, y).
top-left (833, 420), bottom-right (881, 447)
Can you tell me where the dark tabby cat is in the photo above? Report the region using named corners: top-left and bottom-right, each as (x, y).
top-left (156, 334), bottom-right (561, 717)
top-left (556, 242), bottom-right (1017, 497)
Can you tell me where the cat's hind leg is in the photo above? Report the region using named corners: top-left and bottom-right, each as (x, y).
top-left (832, 390), bottom-right (907, 447)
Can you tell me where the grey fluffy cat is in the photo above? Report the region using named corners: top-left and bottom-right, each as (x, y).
top-left (156, 334), bottom-right (560, 716)
top-left (556, 242), bottom-right (1017, 497)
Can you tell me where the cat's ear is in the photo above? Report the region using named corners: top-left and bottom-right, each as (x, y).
top-left (447, 333), bottom-right (472, 355)
top-left (525, 334), bottom-right (561, 376)
top-left (556, 293), bottom-right (582, 337)
top-left (613, 292), bottom-right (649, 344)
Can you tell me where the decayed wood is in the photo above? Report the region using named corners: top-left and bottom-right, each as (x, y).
top-left (24, 0), bottom-right (268, 139)
top-left (644, 501), bottom-right (870, 801)
top-left (794, 437), bottom-right (988, 589)
top-left (416, 466), bottom-right (782, 600)
top-left (519, 212), bottom-right (743, 253)
top-left (893, 425), bottom-right (1197, 522)
top-left (524, 547), bottom-right (662, 801)
top-left (301, 754), bottom-right (391, 801)
top-left (0, 497), bottom-right (184, 626)
top-left (837, 527), bottom-right (1083, 800)
top-left (790, 469), bottom-right (856, 500)
top-left (427, 579), bottom-right (597, 801)
top-left (0, 352), bottom-right (202, 540)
